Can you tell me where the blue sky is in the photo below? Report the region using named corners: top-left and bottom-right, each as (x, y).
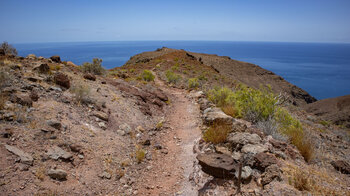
top-left (1, 0), bottom-right (350, 43)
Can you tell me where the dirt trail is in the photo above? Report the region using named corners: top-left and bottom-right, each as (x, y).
top-left (136, 74), bottom-right (202, 195)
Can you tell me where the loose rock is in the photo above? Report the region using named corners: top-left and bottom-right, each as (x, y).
top-left (47, 169), bottom-right (67, 181)
top-left (5, 145), bottom-right (33, 165)
top-left (46, 146), bottom-right (73, 161)
top-left (197, 152), bottom-right (237, 178)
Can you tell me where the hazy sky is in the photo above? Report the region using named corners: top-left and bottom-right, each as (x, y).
top-left (1, 0), bottom-right (350, 43)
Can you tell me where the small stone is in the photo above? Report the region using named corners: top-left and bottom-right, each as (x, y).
top-left (116, 129), bottom-right (126, 136)
top-left (46, 120), bottom-right (62, 130)
top-left (47, 169), bottom-right (67, 181)
top-left (235, 166), bottom-right (252, 181)
top-left (78, 154), bottom-right (84, 159)
top-left (119, 123), bottom-right (131, 134)
top-left (46, 146), bottom-right (73, 161)
top-left (92, 111), bottom-right (109, 121)
top-left (98, 122), bottom-right (107, 130)
top-left (83, 73), bottom-right (96, 81)
top-left (99, 171), bottom-right (111, 179)
top-left (69, 144), bottom-right (83, 153)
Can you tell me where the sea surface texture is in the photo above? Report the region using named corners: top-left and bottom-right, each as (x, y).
top-left (15, 41), bottom-right (350, 100)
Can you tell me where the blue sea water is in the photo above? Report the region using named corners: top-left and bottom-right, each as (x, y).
top-left (14, 41), bottom-right (350, 100)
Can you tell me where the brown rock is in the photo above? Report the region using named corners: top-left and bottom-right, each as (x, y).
top-left (197, 153), bottom-right (237, 178)
top-left (331, 160), bottom-right (350, 174)
top-left (69, 144), bottom-right (83, 153)
top-left (54, 72), bottom-right (70, 89)
top-left (254, 152), bottom-right (278, 172)
top-left (47, 169), bottom-right (67, 180)
top-left (83, 73), bottom-right (96, 81)
top-left (92, 111), bottom-right (109, 121)
top-left (50, 55), bottom-right (61, 63)
top-left (33, 63), bottom-right (50, 74)
top-left (10, 93), bottom-right (33, 107)
top-left (30, 91), bottom-right (39, 101)
top-left (261, 164), bottom-right (282, 186)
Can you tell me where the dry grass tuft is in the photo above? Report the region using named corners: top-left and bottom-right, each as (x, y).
top-left (221, 104), bottom-right (237, 117)
top-left (203, 122), bottom-right (231, 144)
top-left (35, 166), bottom-right (46, 181)
top-left (135, 146), bottom-right (146, 163)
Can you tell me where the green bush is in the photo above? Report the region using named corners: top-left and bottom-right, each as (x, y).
top-left (207, 87), bottom-right (235, 107)
top-left (188, 78), bottom-right (200, 89)
top-left (207, 85), bottom-right (314, 161)
top-left (81, 58), bottom-right (105, 75)
top-left (141, 70), bottom-right (155, 82)
top-left (165, 70), bottom-right (181, 84)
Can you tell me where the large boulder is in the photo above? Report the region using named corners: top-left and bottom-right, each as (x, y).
top-left (5, 145), bottom-right (33, 165)
top-left (197, 152), bottom-right (238, 178)
top-left (50, 55), bottom-right (61, 63)
top-left (203, 107), bottom-right (233, 125)
top-left (54, 72), bottom-right (70, 89)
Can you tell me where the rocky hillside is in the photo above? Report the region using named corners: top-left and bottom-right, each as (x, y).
top-left (0, 48), bottom-right (349, 196)
top-left (303, 95), bottom-right (350, 128)
top-left (120, 47), bottom-right (316, 106)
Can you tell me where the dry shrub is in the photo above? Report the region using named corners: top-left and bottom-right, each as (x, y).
top-left (203, 122), bottom-right (231, 144)
top-left (0, 94), bottom-right (7, 110)
top-left (70, 84), bottom-right (91, 104)
top-left (35, 167), bottom-right (46, 181)
top-left (290, 168), bottom-right (312, 191)
top-left (221, 104), bottom-right (237, 117)
top-left (135, 146), bottom-right (146, 163)
top-left (288, 129), bottom-right (314, 162)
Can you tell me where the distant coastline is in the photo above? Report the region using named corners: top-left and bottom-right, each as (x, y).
top-left (14, 41), bottom-right (350, 100)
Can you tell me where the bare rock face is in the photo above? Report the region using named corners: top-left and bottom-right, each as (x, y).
top-left (241, 144), bottom-right (268, 155)
top-left (197, 152), bottom-right (237, 178)
top-left (203, 107), bottom-right (233, 125)
top-left (5, 145), bottom-right (33, 165)
top-left (54, 72), bottom-right (70, 89)
top-left (331, 160), bottom-right (350, 174)
top-left (47, 169), bottom-right (67, 181)
top-left (50, 55), bottom-right (61, 63)
top-left (83, 73), bottom-right (96, 81)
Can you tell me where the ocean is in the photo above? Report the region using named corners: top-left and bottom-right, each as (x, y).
top-left (14, 41), bottom-right (350, 100)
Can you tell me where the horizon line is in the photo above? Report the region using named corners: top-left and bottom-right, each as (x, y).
top-left (11, 40), bottom-right (350, 45)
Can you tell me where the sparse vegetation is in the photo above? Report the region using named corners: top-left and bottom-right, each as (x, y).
top-left (208, 85), bottom-right (314, 161)
top-left (141, 70), bottom-right (155, 82)
top-left (81, 58), bottom-right (105, 75)
top-left (70, 84), bottom-right (91, 104)
top-left (165, 70), bottom-right (181, 84)
top-left (135, 146), bottom-right (146, 163)
top-left (289, 168), bottom-right (312, 191)
top-left (0, 41), bottom-right (17, 56)
top-left (188, 77), bottom-right (200, 89)
top-left (203, 122), bottom-right (231, 144)
top-left (35, 167), bottom-right (46, 181)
